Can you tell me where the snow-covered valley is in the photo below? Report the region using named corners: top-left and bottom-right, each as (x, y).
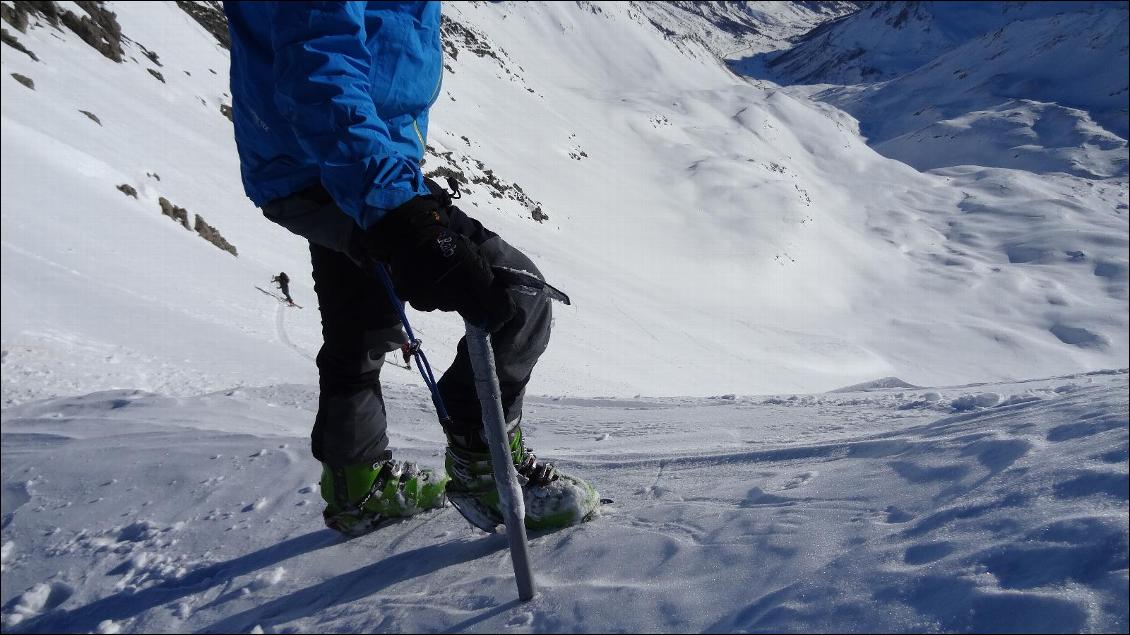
top-left (2, 1), bottom-right (1127, 632)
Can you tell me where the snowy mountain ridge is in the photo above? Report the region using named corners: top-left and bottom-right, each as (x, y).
top-left (742, 0), bottom-right (1129, 178)
top-left (629, 1), bottom-right (860, 59)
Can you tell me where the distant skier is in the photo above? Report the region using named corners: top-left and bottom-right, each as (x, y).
top-left (271, 271), bottom-right (294, 306)
top-left (224, 2), bottom-right (597, 536)
top-left (400, 342), bottom-right (413, 371)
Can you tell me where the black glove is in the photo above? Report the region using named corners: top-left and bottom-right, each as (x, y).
top-left (364, 196), bottom-right (516, 331)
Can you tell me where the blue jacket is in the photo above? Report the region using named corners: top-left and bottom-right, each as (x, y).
top-left (224, 1), bottom-right (442, 229)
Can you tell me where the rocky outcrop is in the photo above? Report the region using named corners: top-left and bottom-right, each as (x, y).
top-left (11, 73), bottom-right (34, 89)
top-left (1, 1), bottom-right (124, 62)
top-left (59, 1), bottom-right (123, 62)
top-left (158, 197), bottom-right (190, 229)
top-left (157, 198), bottom-right (237, 256)
top-left (1, 27), bottom-right (38, 60)
top-left (193, 215), bottom-right (237, 257)
top-left (425, 143), bottom-right (552, 225)
top-left (175, 1), bottom-right (229, 49)
top-left (116, 184), bottom-right (138, 199)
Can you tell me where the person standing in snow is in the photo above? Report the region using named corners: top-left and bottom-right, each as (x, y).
top-left (400, 342), bottom-right (414, 371)
top-left (271, 271), bottom-right (294, 305)
top-left (224, 2), bottom-right (597, 535)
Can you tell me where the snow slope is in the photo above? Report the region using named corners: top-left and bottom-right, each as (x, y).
top-left (2, 370), bottom-right (1126, 632)
top-left (631, 1), bottom-right (860, 60)
top-left (757, 1), bottom-right (1118, 85)
top-left (743, 1), bottom-right (1130, 178)
top-left (3, 1), bottom-right (1126, 401)
top-left (819, 3), bottom-right (1129, 178)
top-left (1, 2), bottom-right (1128, 631)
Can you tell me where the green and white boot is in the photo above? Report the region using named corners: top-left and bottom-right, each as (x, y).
top-left (445, 425), bottom-right (600, 532)
top-left (321, 459), bottom-right (448, 536)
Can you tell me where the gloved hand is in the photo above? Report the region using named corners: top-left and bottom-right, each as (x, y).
top-left (363, 196), bottom-right (516, 332)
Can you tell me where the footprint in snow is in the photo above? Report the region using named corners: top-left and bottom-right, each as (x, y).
top-left (883, 506), bottom-right (915, 523)
top-left (241, 498), bottom-right (269, 513)
top-left (904, 541), bottom-right (955, 565)
top-left (1, 581), bottom-right (74, 627)
top-left (506, 610), bottom-right (535, 627)
top-left (781, 471), bottom-right (816, 490)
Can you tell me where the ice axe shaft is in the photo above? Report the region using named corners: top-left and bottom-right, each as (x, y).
top-left (492, 266), bottom-right (570, 305)
top-left (465, 323), bottom-right (536, 602)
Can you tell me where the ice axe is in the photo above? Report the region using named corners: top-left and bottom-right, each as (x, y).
top-left (465, 321), bottom-right (536, 601)
top-left (465, 266), bottom-right (568, 602)
top-left (374, 263), bottom-right (568, 602)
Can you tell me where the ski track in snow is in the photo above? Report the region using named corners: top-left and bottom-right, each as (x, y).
top-left (1, 370), bottom-right (1126, 633)
top-left (274, 301), bottom-right (315, 363)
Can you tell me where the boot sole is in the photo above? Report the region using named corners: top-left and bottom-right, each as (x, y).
top-left (447, 492), bottom-right (503, 532)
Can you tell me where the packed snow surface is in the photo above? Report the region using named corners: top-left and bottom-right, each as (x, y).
top-left (1, 371), bottom-right (1126, 632)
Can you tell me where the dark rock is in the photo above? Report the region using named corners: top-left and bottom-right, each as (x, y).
top-left (176, 1), bottom-right (229, 49)
top-left (3, 1), bottom-right (122, 62)
top-left (219, 103), bottom-right (233, 122)
top-left (425, 145), bottom-right (551, 226)
top-left (137, 44), bottom-right (161, 66)
top-left (78, 109), bottom-right (102, 125)
top-left (158, 196), bottom-right (191, 229)
top-left (61, 1), bottom-right (124, 63)
top-left (19, 0), bottom-right (62, 28)
top-left (425, 165), bottom-right (468, 187)
top-left (3, 1), bottom-right (123, 62)
top-left (146, 171), bottom-right (161, 181)
top-left (1, 3), bottom-right (31, 32)
top-left (1, 27), bottom-right (38, 61)
top-left (193, 214), bottom-right (238, 256)
top-left (147, 68), bottom-right (165, 83)
top-left (11, 72), bottom-right (34, 89)
top-left (441, 14), bottom-right (502, 65)
top-left (116, 183), bottom-right (138, 199)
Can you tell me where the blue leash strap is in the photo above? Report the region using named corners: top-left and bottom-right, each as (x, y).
top-left (372, 263), bottom-right (452, 424)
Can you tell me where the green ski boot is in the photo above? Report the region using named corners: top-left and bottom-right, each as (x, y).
top-left (321, 459), bottom-right (448, 536)
top-left (445, 425), bottom-right (600, 532)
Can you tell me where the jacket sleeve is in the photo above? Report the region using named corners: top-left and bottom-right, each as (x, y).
top-left (269, 2), bottom-right (427, 230)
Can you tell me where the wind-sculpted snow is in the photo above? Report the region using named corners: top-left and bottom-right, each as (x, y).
top-left (1, 370), bottom-right (1125, 632)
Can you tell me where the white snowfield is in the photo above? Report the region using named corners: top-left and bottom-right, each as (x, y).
top-left (1, 1), bottom-right (1127, 632)
top-left (1, 371), bottom-right (1126, 632)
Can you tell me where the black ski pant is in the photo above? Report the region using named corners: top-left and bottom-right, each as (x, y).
top-left (262, 183), bottom-right (552, 467)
